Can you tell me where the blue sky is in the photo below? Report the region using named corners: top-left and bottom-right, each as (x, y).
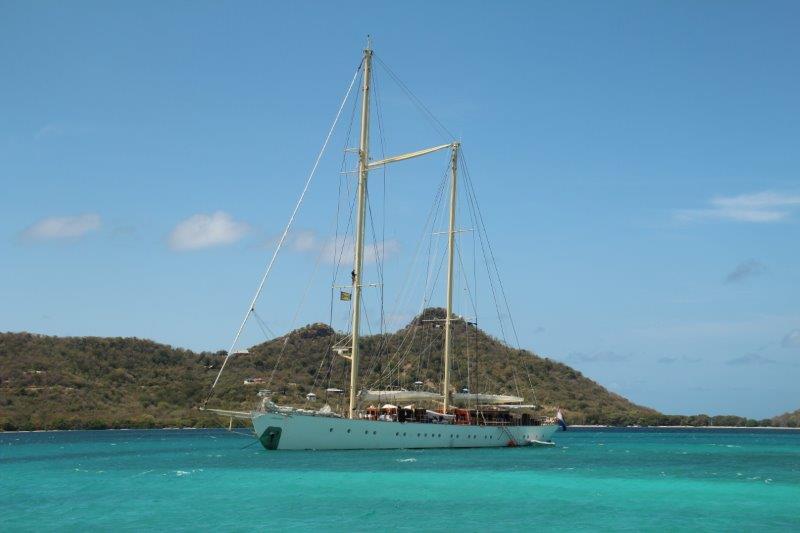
top-left (2, 1), bottom-right (798, 418)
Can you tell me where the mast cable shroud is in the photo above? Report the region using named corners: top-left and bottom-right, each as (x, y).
top-left (205, 60), bottom-right (363, 401)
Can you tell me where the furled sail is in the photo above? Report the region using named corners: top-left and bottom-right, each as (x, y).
top-left (358, 390), bottom-right (444, 403)
top-left (451, 393), bottom-right (524, 406)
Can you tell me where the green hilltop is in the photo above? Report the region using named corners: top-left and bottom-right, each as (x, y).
top-left (0, 309), bottom-right (793, 430)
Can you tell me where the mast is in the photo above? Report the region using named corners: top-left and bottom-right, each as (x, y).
top-left (348, 41), bottom-right (372, 419)
top-left (442, 142), bottom-right (459, 412)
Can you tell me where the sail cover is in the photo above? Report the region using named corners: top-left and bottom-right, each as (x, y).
top-left (451, 393), bottom-right (524, 405)
top-left (359, 390), bottom-right (443, 403)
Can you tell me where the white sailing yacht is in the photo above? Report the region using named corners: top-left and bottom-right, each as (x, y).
top-left (205, 41), bottom-right (559, 450)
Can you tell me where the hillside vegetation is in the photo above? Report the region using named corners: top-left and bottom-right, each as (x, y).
top-left (771, 409), bottom-right (800, 428)
top-left (0, 309), bottom-right (793, 430)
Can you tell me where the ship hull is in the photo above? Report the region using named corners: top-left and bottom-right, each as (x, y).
top-left (252, 412), bottom-right (558, 450)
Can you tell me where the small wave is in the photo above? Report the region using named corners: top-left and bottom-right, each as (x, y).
top-left (397, 458), bottom-right (417, 463)
top-left (176, 470), bottom-right (191, 476)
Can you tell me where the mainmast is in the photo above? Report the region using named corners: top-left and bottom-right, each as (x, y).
top-left (348, 41), bottom-right (372, 419)
top-left (442, 142), bottom-right (459, 413)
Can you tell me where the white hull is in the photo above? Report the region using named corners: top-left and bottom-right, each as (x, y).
top-left (252, 411), bottom-right (559, 451)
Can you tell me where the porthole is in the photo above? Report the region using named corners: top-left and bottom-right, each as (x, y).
top-left (373, 431), bottom-right (377, 435)
top-left (347, 429), bottom-right (351, 434)
top-left (417, 433), bottom-right (421, 437)
top-left (395, 432), bottom-right (399, 436)
top-left (424, 433), bottom-right (427, 437)
top-left (438, 434), bottom-right (441, 438)
top-left (329, 428), bottom-right (334, 432)
top-left (365, 430), bottom-right (369, 435)
top-left (403, 432), bottom-right (406, 436)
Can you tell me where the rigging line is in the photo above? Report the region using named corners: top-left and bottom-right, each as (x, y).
top-left (365, 166), bottom-right (450, 386)
top-left (370, 241), bottom-right (448, 388)
top-left (460, 151), bottom-right (521, 348)
top-left (363, 62), bottom-right (388, 364)
top-left (331, 66), bottom-right (362, 284)
top-left (373, 54), bottom-right (455, 141)
top-left (377, 172), bottom-right (449, 384)
top-left (459, 155), bottom-right (508, 345)
top-left (383, 156), bottom-right (450, 333)
top-left (329, 156), bottom-right (359, 340)
top-left (457, 155), bottom-right (525, 401)
top-left (455, 239), bottom-right (478, 319)
top-left (207, 61), bottom-right (362, 398)
top-left (324, 76), bottom-right (361, 391)
top-left (526, 364), bottom-right (539, 408)
top-left (332, 189), bottom-right (358, 290)
top-left (362, 160), bottom-right (449, 383)
top-left (363, 176), bottom-right (392, 369)
top-left (366, 198), bottom-right (389, 370)
top-left (330, 66), bottom-right (363, 329)
top-left (269, 162), bottom-right (343, 391)
top-left (465, 321), bottom-right (472, 395)
top-left (373, 58), bottom-right (388, 342)
top-left (251, 310), bottom-right (277, 339)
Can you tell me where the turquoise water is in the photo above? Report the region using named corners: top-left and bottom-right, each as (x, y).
top-left (1, 428), bottom-right (799, 531)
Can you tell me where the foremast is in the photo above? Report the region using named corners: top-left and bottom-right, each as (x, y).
top-left (348, 43), bottom-right (372, 419)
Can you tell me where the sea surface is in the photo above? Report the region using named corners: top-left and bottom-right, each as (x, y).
top-left (1, 427), bottom-right (799, 531)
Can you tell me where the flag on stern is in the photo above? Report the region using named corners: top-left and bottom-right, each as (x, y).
top-left (556, 409), bottom-right (568, 431)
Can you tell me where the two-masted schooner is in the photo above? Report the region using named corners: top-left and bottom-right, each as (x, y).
top-left (204, 41), bottom-right (559, 450)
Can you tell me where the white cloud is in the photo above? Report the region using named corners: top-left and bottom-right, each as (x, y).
top-left (675, 191), bottom-right (800, 223)
top-left (321, 237), bottom-right (400, 264)
top-left (278, 230), bottom-right (400, 265)
top-left (782, 329), bottom-right (800, 349)
top-left (288, 230), bottom-right (318, 252)
top-left (21, 213), bottom-right (101, 241)
top-left (168, 211), bottom-right (250, 251)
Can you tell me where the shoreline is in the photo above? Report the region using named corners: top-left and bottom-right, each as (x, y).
top-left (570, 424), bottom-right (800, 430)
top-left (3, 425), bottom-right (800, 434)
